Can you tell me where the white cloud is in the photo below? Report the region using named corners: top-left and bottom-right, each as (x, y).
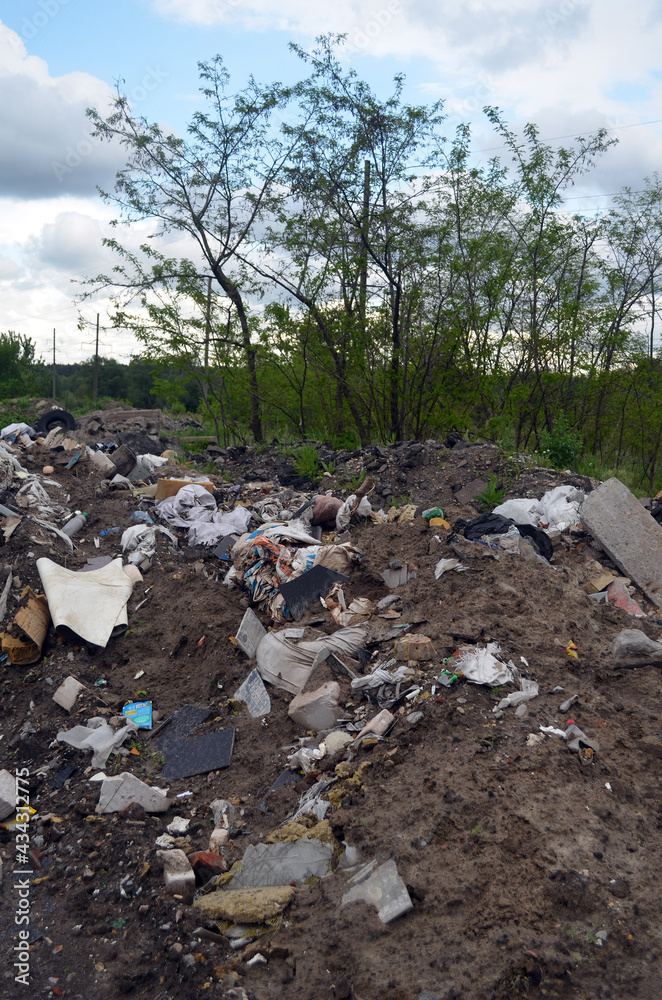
top-left (0, 22), bottom-right (124, 198)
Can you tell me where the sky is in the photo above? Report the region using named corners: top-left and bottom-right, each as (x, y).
top-left (1, 0), bottom-right (662, 364)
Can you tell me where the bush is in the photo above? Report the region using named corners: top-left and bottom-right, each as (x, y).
top-left (539, 415), bottom-right (582, 470)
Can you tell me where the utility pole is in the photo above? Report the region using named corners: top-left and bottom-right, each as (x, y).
top-left (52, 328), bottom-right (56, 401)
top-left (93, 313), bottom-right (100, 405)
top-left (203, 275), bottom-right (212, 404)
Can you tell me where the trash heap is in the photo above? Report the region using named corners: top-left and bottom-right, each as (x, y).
top-left (1, 412), bottom-right (662, 1000)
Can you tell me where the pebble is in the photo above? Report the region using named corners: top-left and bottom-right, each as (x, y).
top-left (407, 711), bottom-right (424, 726)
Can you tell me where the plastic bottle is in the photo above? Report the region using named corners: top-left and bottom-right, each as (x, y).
top-left (62, 512), bottom-right (88, 537)
top-left (99, 526), bottom-right (120, 537)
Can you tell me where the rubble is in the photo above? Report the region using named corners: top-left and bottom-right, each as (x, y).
top-left (1, 413), bottom-right (662, 999)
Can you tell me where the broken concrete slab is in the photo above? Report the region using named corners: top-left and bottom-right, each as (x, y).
top-left (158, 848), bottom-right (195, 903)
top-left (581, 478), bottom-right (662, 608)
top-left (342, 858), bottom-right (413, 923)
top-left (52, 675), bottom-right (85, 712)
top-left (612, 628), bottom-right (662, 669)
top-left (95, 771), bottom-right (170, 813)
top-left (192, 885), bottom-right (296, 923)
top-left (229, 838), bottom-right (333, 888)
top-left (234, 668), bottom-right (271, 718)
top-left (288, 681), bottom-right (342, 732)
top-left (235, 607), bottom-right (267, 659)
top-left (161, 728), bottom-right (235, 780)
top-left (278, 565), bottom-right (349, 620)
top-left (0, 769), bottom-right (16, 820)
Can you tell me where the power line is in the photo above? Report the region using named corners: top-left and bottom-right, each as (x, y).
top-left (473, 117), bottom-right (662, 155)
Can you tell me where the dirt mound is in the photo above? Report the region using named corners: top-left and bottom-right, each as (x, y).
top-left (0, 431), bottom-right (660, 1000)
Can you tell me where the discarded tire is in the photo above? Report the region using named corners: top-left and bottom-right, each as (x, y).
top-left (34, 408), bottom-right (76, 435)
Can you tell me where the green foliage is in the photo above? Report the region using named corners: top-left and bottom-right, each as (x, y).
top-left (345, 470), bottom-right (367, 491)
top-left (474, 474), bottom-right (507, 509)
top-left (0, 332), bottom-right (40, 401)
top-left (539, 415), bottom-right (583, 470)
top-left (293, 444), bottom-right (320, 480)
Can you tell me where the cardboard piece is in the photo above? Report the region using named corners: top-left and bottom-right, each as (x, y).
top-left (1, 587), bottom-right (50, 665)
top-left (155, 478), bottom-right (214, 500)
top-left (279, 566), bottom-right (349, 620)
top-left (122, 700), bottom-right (153, 728)
top-left (234, 668), bottom-right (271, 717)
top-left (162, 728), bottom-right (235, 780)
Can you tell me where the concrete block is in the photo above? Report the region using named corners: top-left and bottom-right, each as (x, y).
top-left (612, 628), bottom-right (662, 668)
top-left (581, 478), bottom-right (662, 608)
top-left (158, 848), bottom-right (195, 903)
top-left (288, 681), bottom-right (342, 732)
top-left (53, 675), bottom-right (85, 712)
top-left (0, 769), bottom-right (16, 821)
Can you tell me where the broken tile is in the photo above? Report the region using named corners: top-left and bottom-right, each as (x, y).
top-left (234, 668), bottom-right (271, 718)
top-left (235, 607), bottom-right (267, 659)
top-left (161, 728), bottom-right (235, 780)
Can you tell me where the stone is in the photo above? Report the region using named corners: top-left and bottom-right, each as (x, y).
top-left (407, 711), bottom-right (424, 726)
top-left (52, 675), bottom-right (85, 712)
top-left (454, 478), bottom-right (489, 505)
top-left (0, 769), bottom-right (16, 820)
top-left (192, 885), bottom-right (296, 923)
top-left (95, 772), bottom-right (170, 814)
top-left (581, 478), bottom-right (662, 608)
top-left (342, 858), bottom-right (413, 923)
top-left (234, 608), bottom-right (266, 659)
top-left (393, 634), bottom-right (436, 661)
top-left (158, 849), bottom-right (195, 903)
top-left (612, 628), bottom-right (662, 669)
top-left (288, 681), bottom-right (342, 732)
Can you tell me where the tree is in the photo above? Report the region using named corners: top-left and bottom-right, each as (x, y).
top-left (85, 57), bottom-right (301, 442)
top-left (0, 332), bottom-right (38, 400)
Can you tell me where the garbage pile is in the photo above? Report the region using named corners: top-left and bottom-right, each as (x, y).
top-left (1, 412), bottom-right (662, 999)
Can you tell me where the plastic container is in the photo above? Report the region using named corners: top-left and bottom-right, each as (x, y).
top-left (62, 512), bottom-right (88, 538)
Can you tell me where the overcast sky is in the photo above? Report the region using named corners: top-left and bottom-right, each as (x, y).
top-left (0, 0), bottom-right (661, 363)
